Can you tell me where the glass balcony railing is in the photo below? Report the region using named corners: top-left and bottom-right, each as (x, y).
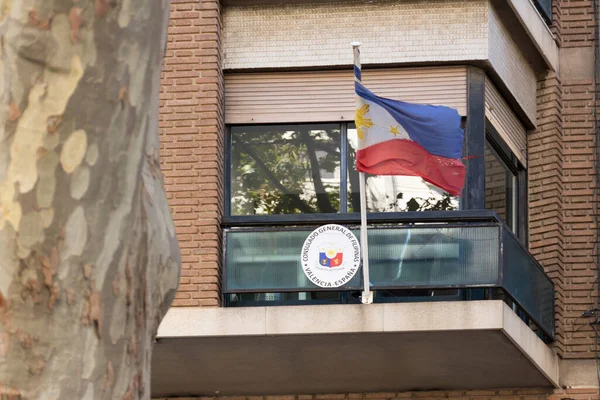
top-left (222, 211), bottom-right (555, 341)
top-left (534, 0), bottom-right (552, 23)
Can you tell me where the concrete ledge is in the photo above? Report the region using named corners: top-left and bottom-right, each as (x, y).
top-left (560, 359), bottom-right (600, 388)
top-left (501, 303), bottom-right (559, 387)
top-left (382, 301), bottom-right (503, 332)
top-left (158, 301), bottom-right (505, 338)
top-left (158, 306), bottom-right (267, 337)
top-left (506, 0), bottom-right (559, 72)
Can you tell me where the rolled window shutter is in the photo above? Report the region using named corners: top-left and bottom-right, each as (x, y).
top-left (485, 78), bottom-right (527, 166)
top-left (224, 66), bottom-right (468, 125)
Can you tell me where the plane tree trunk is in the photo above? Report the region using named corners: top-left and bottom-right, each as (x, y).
top-left (0, 0), bottom-right (180, 398)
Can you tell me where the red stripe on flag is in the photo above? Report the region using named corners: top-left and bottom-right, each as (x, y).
top-left (356, 139), bottom-right (466, 196)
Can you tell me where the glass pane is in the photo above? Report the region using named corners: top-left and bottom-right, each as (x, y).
top-left (484, 142), bottom-right (515, 228)
top-left (226, 291), bottom-right (344, 306)
top-left (224, 225), bottom-right (500, 292)
top-left (368, 226), bottom-right (500, 288)
top-left (347, 124), bottom-right (459, 212)
top-left (502, 228), bottom-right (554, 337)
top-left (231, 124), bottom-right (341, 215)
top-left (225, 229), bottom-right (361, 291)
top-left (533, 0), bottom-right (552, 22)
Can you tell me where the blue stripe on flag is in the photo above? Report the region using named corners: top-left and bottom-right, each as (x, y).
top-left (354, 66), bottom-right (362, 81)
top-left (355, 82), bottom-right (463, 159)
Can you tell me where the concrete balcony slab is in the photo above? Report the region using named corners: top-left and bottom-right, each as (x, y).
top-left (152, 301), bottom-right (558, 397)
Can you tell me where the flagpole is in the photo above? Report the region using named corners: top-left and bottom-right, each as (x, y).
top-left (352, 42), bottom-right (373, 305)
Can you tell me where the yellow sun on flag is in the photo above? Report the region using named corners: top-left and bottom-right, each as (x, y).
top-left (389, 125), bottom-right (401, 137)
top-left (355, 104), bottom-right (374, 140)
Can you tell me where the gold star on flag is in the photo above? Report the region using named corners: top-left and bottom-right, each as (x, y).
top-left (355, 104), bottom-right (374, 140)
top-left (389, 125), bottom-right (401, 137)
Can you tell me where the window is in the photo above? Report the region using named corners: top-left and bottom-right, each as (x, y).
top-left (228, 123), bottom-right (459, 217)
top-left (533, 0), bottom-right (552, 24)
top-left (484, 129), bottom-right (526, 237)
top-left (485, 142), bottom-right (515, 229)
top-left (230, 124), bottom-right (341, 215)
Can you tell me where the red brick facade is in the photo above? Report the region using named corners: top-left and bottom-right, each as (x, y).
top-left (550, 0), bottom-right (598, 359)
top-left (560, 76), bottom-right (597, 358)
top-left (559, 0), bottom-right (595, 48)
top-left (159, 0), bottom-right (224, 307)
top-left (529, 71), bottom-right (566, 356)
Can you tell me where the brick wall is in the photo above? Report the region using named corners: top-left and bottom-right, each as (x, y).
top-left (561, 76), bottom-right (597, 357)
top-left (554, 0), bottom-right (599, 359)
top-left (551, 0), bottom-right (562, 43)
top-left (560, 0), bottom-right (594, 48)
top-left (159, 0), bottom-right (224, 307)
top-left (527, 0), bottom-right (600, 362)
top-left (529, 71), bottom-right (566, 356)
top-left (154, 388), bottom-right (600, 400)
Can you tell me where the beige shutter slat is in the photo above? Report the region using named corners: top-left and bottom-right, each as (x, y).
top-left (484, 78), bottom-right (527, 166)
top-left (224, 66), bottom-right (467, 125)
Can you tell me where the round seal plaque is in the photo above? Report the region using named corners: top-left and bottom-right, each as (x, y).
top-left (300, 224), bottom-right (361, 288)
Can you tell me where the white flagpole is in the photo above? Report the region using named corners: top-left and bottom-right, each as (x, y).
top-left (352, 42), bottom-right (373, 305)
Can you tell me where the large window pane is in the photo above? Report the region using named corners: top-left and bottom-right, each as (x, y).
top-left (484, 141), bottom-right (516, 229)
top-left (347, 124), bottom-right (459, 212)
top-left (231, 124), bottom-right (341, 215)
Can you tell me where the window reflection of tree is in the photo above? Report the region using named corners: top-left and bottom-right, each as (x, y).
top-left (232, 124), bottom-right (458, 216)
top-left (231, 125), bottom-right (340, 215)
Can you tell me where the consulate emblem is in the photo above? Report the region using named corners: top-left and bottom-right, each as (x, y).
top-left (301, 224), bottom-right (361, 288)
top-left (319, 246), bottom-right (343, 268)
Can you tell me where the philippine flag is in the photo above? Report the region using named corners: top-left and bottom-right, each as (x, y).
top-left (354, 81), bottom-right (466, 196)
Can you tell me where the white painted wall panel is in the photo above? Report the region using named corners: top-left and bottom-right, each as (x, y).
top-left (488, 3), bottom-right (537, 125)
top-left (223, 0), bottom-right (488, 69)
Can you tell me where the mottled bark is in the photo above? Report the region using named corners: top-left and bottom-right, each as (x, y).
top-left (0, 0), bottom-right (180, 398)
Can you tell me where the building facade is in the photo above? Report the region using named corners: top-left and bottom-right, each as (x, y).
top-left (154, 0), bottom-right (600, 399)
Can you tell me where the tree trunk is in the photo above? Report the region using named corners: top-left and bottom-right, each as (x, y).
top-left (0, 1), bottom-right (180, 398)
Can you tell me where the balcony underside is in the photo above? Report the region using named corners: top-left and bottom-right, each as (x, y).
top-left (151, 301), bottom-right (558, 397)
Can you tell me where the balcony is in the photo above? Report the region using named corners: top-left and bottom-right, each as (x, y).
top-left (152, 211), bottom-right (558, 397)
top-left (223, 210), bottom-right (554, 341)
